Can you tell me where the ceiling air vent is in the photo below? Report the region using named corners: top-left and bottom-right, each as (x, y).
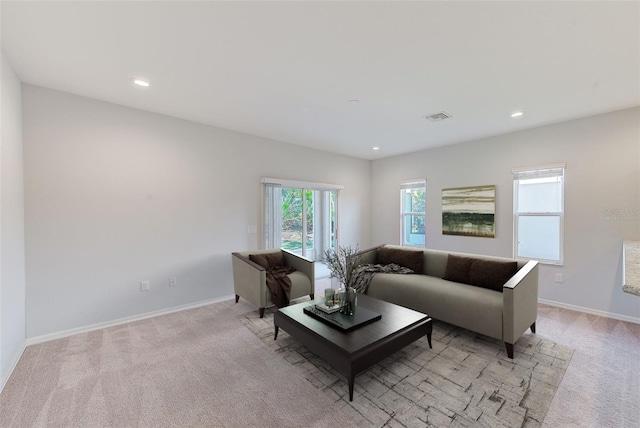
top-left (424, 111), bottom-right (452, 122)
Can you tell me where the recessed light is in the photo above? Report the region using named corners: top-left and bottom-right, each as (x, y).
top-left (372, 146), bottom-right (380, 151)
top-left (349, 99), bottom-right (359, 105)
top-left (511, 111), bottom-right (524, 118)
top-left (132, 79), bottom-right (150, 87)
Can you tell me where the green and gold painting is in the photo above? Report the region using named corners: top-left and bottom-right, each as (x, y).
top-left (442, 185), bottom-right (495, 238)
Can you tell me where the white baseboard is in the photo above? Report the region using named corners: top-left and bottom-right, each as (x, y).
top-left (18, 295), bottom-right (639, 358)
top-left (539, 298), bottom-right (640, 325)
top-left (1, 343), bottom-right (27, 394)
top-left (26, 295), bottom-right (235, 346)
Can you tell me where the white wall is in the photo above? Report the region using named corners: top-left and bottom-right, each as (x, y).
top-left (17, 83), bottom-right (640, 340)
top-left (1, 52), bottom-right (27, 390)
top-left (23, 85), bottom-right (371, 339)
top-left (371, 108), bottom-right (640, 321)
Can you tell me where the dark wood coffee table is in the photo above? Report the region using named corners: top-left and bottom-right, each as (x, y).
top-left (274, 294), bottom-right (432, 401)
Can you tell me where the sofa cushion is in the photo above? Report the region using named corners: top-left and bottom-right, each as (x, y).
top-left (377, 247), bottom-right (423, 273)
top-left (469, 259), bottom-right (518, 292)
top-left (442, 254), bottom-right (475, 284)
top-left (249, 251), bottom-right (284, 269)
top-left (367, 273), bottom-right (504, 340)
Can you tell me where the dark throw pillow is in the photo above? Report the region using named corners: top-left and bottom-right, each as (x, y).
top-left (249, 254), bottom-right (270, 269)
top-left (377, 247), bottom-right (423, 273)
top-left (249, 251), bottom-right (285, 269)
top-left (469, 259), bottom-right (518, 292)
top-left (266, 251), bottom-right (285, 267)
top-left (443, 254), bottom-right (475, 284)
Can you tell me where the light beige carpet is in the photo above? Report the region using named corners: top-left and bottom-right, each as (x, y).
top-left (7, 295), bottom-right (636, 428)
top-left (537, 303), bottom-right (640, 428)
top-left (0, 300), bottom-right (355, 428)
top-left (242, 305), bottom-right (574, 427)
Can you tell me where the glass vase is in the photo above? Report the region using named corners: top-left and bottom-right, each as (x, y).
top-left (339, 286), bottom-right (357, 316)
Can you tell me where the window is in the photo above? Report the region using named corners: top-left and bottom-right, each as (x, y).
top-left (513, 164), bottom-right (565, 264)
top-left (401, 180), bottom-right (426, 247)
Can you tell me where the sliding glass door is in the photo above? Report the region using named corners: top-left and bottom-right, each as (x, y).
top-left (263, 179), bottom-right (339, 261)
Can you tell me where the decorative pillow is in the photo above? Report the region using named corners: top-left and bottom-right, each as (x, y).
top-left (267, 251), bottom-right (285, 267)
top-left (377, 247), bottom-right (423, 273)
top-left (249, 254), bottom-right (270, 269)
top-left (469, 259), bottom-right (518, 292)
top-left (249, 251), bottom-right (284, 269)
top-left (442, 254), bottom-right (475, 284)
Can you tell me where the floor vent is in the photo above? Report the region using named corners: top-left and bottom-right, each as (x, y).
top-left (424, 111), bottom-right (452, 122)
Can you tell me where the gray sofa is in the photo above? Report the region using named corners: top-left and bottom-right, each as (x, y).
top-left (356, 244), bottom-right (539, 358)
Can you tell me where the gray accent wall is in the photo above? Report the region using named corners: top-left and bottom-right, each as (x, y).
top-left (22, 85), bottom-right (371, 338)
top-left (371, 107), bottom-right (640, 321)
top-left (1, 52), bottom-right (26, 389)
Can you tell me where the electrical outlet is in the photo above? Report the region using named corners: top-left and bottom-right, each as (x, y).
top-left (247, 225), bottom-right (257, 234)
top-left (554, 273), bottom-right (563, 283)
top-left (169, 277), bottom-right (177, 286)
top-left (140, 280), bottom-right (150, 291)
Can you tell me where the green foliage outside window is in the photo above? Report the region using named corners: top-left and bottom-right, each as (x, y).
top-left (405, 188), bottom-right (425, 234)
top-left (281, 188), bottom-right (314, 250)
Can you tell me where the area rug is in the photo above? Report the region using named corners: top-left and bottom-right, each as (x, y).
top-left (241, 307), bottom-right (574, 428)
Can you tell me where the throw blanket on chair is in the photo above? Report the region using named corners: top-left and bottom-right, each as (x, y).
top-left (266, 266), bottom-right (296, 308)
top-left (352, 263), bottom-right (414, 294)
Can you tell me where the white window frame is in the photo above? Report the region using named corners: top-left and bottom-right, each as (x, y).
top-left (400, 180), bottom-right (426, 248)
top-left (512, 164), bottom-right (565, 265)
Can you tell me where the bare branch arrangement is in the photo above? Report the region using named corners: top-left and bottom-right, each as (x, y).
top-left (322, 245), bottom-right (364, 289)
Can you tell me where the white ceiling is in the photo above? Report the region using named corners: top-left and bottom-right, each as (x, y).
top-left (2, 1), bottom-right (639, 160)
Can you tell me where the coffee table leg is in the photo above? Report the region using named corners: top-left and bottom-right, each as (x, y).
top-left (427, 332), bottom-right (432, 348)
top-left (348, 373), bottom-right (355, 401)
top-left (274, 325), bottom-right (279, 340)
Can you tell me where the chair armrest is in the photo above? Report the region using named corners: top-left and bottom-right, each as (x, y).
top-left (503, 260), bottom-right (539, 343)
top-left (354, 245), bottom-right (383, 265)
top-left (282, 250), bottom-right (315, 292)
top-left (232, 252), bottom-right (268, 307)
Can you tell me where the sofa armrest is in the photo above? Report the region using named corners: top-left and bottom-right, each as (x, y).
top-left (355, 245), bottom-right (383, 265)
top-left (502, 260), bottom-right (539, 344)
top-left (282, 250), bottom-right (315, 292)
top-left (232, 252), bottom-right (268, 307)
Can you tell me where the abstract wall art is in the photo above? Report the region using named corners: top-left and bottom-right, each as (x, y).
top-left (442, 185), bottom-right (496, 238)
